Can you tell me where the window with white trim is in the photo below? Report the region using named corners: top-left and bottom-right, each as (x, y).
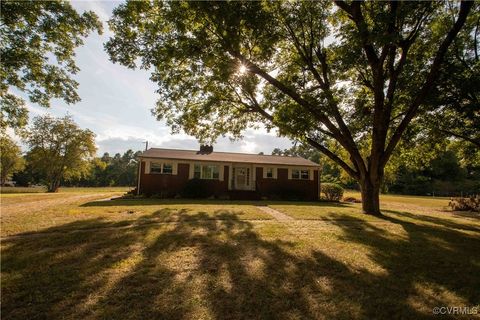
top-left (150, 162), bottom-right (162, 173)
top-left (265, 167), bottom-right (274, 178)
top-left (194, 164), bottom-right (220, 180)
top-left (301, 170), bottom-right (309, 179)
top-left (150, 162), bottom-right (173, 174)
top-left (163, 163), bottom-right (173, 174)
top-left (291, 169), bottom-right (309, 180)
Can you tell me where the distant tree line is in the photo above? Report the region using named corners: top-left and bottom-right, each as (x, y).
top-left (63, 150), bottom-right (142, 187)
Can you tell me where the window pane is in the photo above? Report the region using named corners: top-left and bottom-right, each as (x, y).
top-left (193, 164), bottom-right (219, 179)
top-left (292, 169), bottom-right (300, 179)
top-left (301, 170), bottom-right (309, 179)
top-left (202, 165), bottom-right (213, 179)
top-left (194, 164), bottom-right (201, 178)
top-left (151, 162), bottom-right (162, 173)
top-left (163, 164), bottom-right (173, 174)
top-left (266, 168), bottom-right (273, 178)
top-left (212, 166), bottom-right (219, 179)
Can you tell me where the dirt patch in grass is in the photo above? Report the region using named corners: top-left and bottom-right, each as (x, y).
top-left (256, 206), bottom-right (294, 221)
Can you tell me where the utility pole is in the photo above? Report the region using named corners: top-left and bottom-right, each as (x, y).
top-left (137, 140), bottom-right (148, 196)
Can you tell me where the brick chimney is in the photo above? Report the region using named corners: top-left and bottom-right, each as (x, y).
top-left (198, 145), bottom-right (213, 154)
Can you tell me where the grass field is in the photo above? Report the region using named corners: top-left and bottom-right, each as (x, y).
top-left (0, 186), bottom-right (46, 193)
top-left (0, 186), bottom-right (131, 194)
top-left (344, 190), bottom-right (451, 208)
top-left (1, 189), bottom-right (479, 319)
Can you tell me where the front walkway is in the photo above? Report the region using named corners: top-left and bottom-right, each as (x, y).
top-left (256, 206), bottom-right (294, 221)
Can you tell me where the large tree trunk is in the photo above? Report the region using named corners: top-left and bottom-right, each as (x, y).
top-left (359, 177), bottom-right (382, 216)
top-left (47, 180), bottom-right (60, 193)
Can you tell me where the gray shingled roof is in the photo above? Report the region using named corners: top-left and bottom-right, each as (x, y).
top-left (139, 148), bottom-right (320, 167)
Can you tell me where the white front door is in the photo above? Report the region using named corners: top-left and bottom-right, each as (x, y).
top-left (234, 166), bottom-right (251, 190)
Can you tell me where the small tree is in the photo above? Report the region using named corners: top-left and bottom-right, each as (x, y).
top-left (0, 135), bottom-right (25, 185)
top-left (26, 115), bottom-right (96, 192)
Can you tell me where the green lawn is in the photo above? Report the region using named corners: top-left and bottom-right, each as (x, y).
top-left (1, 190), bottom-right (479, 319)
top-left (345, 190), bottom-right (450, 208)
top-left (1, 193), bottom-right (269, 237)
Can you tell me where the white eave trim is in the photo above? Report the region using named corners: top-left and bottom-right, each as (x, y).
top-left (138, 156), bottom-right (320, 169)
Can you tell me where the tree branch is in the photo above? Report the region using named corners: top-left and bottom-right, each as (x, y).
top-left (383, 0), bottom-right (474, 165)
top-left (306, 137), bottom-right (358, 179)
top-left (283, 18), bottom-right (365, 167)
top-left (335, 1), bottom-right (379, 67)
top-left (438, 128), bottom-right (480, 148)
top-left (227, 83), bottom-right (359, 178)
top-left (283, 20), bottom-right (326, 89)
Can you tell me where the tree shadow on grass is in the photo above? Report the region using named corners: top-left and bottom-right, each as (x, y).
top-left (81, 199), bottom-right (257, 207)
top-left (327, 212), bottom-right (480, 318)
top-left (2, 209), bottom-right (480, 319)
top-left (382, 209), bottom-right (480, 233)
top-left (450, 211), bottom-right (480, 221)
top-left (80, 198), bottom-right (352, 208)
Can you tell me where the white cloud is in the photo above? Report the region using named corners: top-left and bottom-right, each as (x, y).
top-left (239, 141), bottom-right (257, 153)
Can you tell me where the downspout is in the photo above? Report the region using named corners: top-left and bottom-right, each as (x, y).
top-left (136, 157), bottom-right (142, 195)
top-left (318, 166), bottom-right (322, 200)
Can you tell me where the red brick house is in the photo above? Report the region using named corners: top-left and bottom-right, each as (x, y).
top-left (137, 146), bottom-right (321, 200)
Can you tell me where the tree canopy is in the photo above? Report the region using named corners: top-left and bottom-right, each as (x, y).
top-left (0, 135), bottom-right (25, 185)
top-left (64, 150), bottom-right (142, 187)
top-left (106, 1), bottom-right (475, 214)
top-left (25, 115), bottom-right (96, 192)
top-left (0, 1), bottom-right (102, 131)
top-left (418, 6), bottom-right (480, 148)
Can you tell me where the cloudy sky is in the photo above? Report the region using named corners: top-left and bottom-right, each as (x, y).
top-left (15, 1), bottom-right (294, 156)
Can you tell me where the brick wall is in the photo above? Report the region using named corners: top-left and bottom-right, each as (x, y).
top-left (139, 161), bottom-right (319, 200)
top-left (255, 167), bottom-right (319, 200)
top-left (139, 162), bottom-right (229, 197)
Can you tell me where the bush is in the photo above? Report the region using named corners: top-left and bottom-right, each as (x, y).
top-left (151, 191), bottom-right (174, 199)
top-left (448, 196), bottom-right (480, 212)
top-left (181, 179), bottom-right (215, 199)
top-left (343, 196), bottom-right (361, 203)
top-left (321, 183), bottom-right (344, 201)
top-left (276, 186), bottom-right (305, 201)
top-left (261, 186), bottom-right (307, 201)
